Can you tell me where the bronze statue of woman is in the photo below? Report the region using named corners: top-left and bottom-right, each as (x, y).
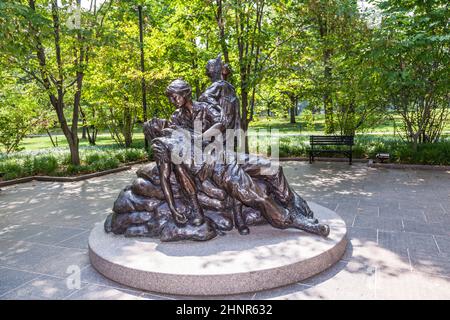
top-left (105, 54), bottom-right (330, 241)
top-left (144, 79), bottom-right (329, 237)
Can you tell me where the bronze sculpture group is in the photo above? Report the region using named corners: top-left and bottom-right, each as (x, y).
top-left (105, 55), bottom-right (330, 242)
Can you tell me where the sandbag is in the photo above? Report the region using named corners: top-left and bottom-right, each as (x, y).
top-left (113, 188), bottom-right (161, 214)
top-left (131, 177), bottom-right (165, 200)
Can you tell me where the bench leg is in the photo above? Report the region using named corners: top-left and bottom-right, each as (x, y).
top-left (349, 152), bottom-right (352, 165)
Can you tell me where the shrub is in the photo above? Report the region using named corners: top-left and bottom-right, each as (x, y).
top-left (351, 145), bottom-right (365, 159)
top-left (2, 136), bottom-right (447, 182)
top-left (89, 157), bottom-right (120, 172)
top-left (61, 153), bottom-right (72, 165)
top-left (124, 148), bottom-right (145, 162)
top-left (300, 110), bottom-right (315, 131)
top-left (22, 157), bottom-right (34, 176)
top-left (0, 159), bottom-right (24, 180)
top-left (66, 164), bottom-right (91, 175)
top-left (279, 143), bottom-right (292, 158)
top-left (33, 155), bottom-right (58, 175)
top-left (394, 142), bottom-right (450, 165)
top-left (85, 153), bottom-right (102, 165)
top-left (287, 144), bottom-right (306, 157)
top-left (113, 150), bottom-right (126, 162)
top-left (268, 135), bottom-right (450, 165)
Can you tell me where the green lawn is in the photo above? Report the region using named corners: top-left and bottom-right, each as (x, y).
top-left (250, 114), bottom-right (450, 135)
top-left (20, 132), bottom-right (146, 151)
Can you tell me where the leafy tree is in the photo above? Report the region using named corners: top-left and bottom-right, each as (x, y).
top-left (371, 0), bottom-right (450, 149)
top-left (255, 81), bottom-right (289, 119)
top-left (1, 0), bottom-right (448, 159)
top-left (83, 2), bottom-right (142, 147)
top-left (0, 0), bottom-right (111, 164)
top-left (0, 73), bottom-right (50, 153)
top-left (330, 4), bottom-right (388, 135)
top-left (304, 0), bottom-right (347, 133)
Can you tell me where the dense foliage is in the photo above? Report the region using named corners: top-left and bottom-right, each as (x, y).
top-left (0, 0), bottom-right (449, 168)
top-left (0, 146), bottom-right (147, 180)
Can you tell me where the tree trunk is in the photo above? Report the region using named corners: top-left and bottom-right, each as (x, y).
top-left (344, 102), bottom-right (356, 136)
top-left (412, 136), bottom-right (418, 152)
top-left (46, 129), bottom-right (57, 147)
top-left (86, 126), bottom-right (95, 145)
top-left (248, 2), bottom-right (263, 123)
top-left (241, 90), bottom-right (249, 154)
top-left (82, 125), bottom-right (87, 139)
top-left (53, 0), bottom-right (81, 165)
top-left (68, 134), bottom-right (80, 165)
top-left (290, 106), bottom-right (296, 124)
top-left (249, 86), bottom-right (256, 122)
top-left (123, 107), bottom-right (133, 148)
top-left (87, 126), bottom-right (97, 145)
top-left (288, 94), bottom-right (296, 124)
top-left (137, 5), bottom-right (148, 149)
top-left (192, 58), bottom-right (201, 99)
top-left (323, 50), bottom-right (334, 133)
top-left (215, 0), bottom-right (230, 64)
top-left (29, 0), bottom-right (82, 165)
top-left (80, 106), bottom-right (96, 145)
top-left (316, 7), bottom-right (334, 134)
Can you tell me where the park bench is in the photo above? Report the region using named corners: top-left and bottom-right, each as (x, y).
top-left (309, 135), bottom-right (354, 165)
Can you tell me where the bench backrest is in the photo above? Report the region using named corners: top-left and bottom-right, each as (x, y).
top-left (310, 135), bottom-right (354, 145)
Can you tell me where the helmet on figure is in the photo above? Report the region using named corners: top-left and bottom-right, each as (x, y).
top-left (205, 53), bottom-right (223, 82)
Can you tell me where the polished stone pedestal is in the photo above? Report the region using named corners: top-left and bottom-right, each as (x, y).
top-left (89, 202), bottom-right (347, 295)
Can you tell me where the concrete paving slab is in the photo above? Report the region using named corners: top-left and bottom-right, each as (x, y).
top-left (297, 261), bottom-right (376, 300)
top-left (0, 267), bottom-right (40, 296)
top-left (403, 220), bottom-right (450, 236)
top-left (376, 268), bottom-right (450, 300)
top-left (0, 275), bottom-right (83, 300)
top-left (0, 224), bottom-right (51, 241)
top-left (353, 215), bottom-right (403, 232)
top-left (434, 236), bottom-right (450, 255)
top-left (378, 231), bottom-right (440, 256)
top-left (409, 251), bottom-right (450, 277)
top-left (57, 230), bottom-right (90, 250)
top-left (379, 208), bottom-right (426, 223)
top-left (65, 284), bottom-right (146, 300)
top-left (24, 227), bottom-right (86, 245)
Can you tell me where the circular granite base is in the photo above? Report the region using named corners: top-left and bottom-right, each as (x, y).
top-left (88, 202), bottom-right (347, 295)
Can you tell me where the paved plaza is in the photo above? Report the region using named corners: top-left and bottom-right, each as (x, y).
top-left (0, 161), bottom-right (449, 300)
